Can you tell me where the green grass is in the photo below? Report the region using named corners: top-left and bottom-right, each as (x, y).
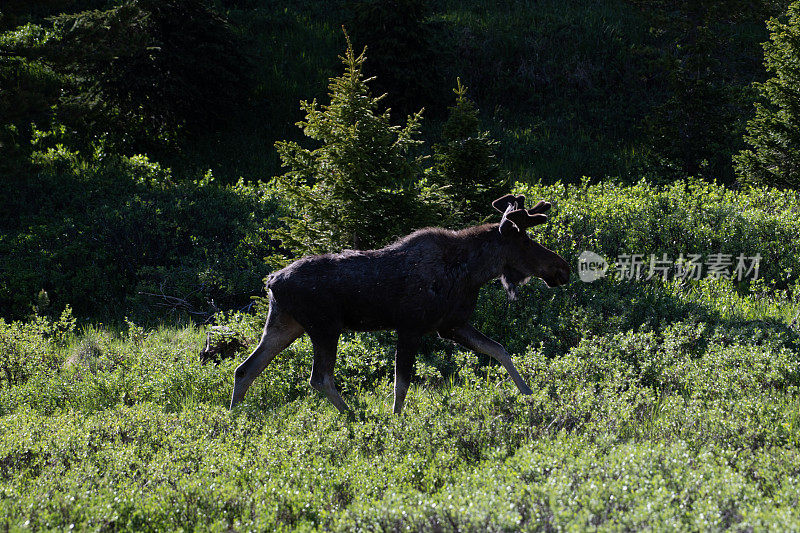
top-left (2, 297), bottom-right (799, 530)
top-left (2, 181), bottom-right (800, 530)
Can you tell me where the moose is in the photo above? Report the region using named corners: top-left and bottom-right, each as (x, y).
top-left (230, 194), bottom-right (570, 414)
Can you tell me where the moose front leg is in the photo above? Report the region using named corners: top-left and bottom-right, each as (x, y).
top-left (440, 324), bottom-right (533, 395)
top-left (230, 298), bottom-right (304, 409)
top-left (393, 332), bottom-right (421, 415)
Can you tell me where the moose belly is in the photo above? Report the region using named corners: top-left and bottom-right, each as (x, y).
top-left (337, 285), bottom-right (475, 333)
top-left (338, 297), bottom-right (436, 331)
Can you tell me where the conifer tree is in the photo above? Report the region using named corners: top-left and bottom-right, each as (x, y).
top-left (735, 2), bottom-right (800, 188)
top-left (272, 34), bottom-right (448, 256)
top-left (431, 79), bottom-right (507, 224)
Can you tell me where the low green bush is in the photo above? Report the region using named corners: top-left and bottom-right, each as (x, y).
top-left (518, 178), bottom-right (800, 287)
top-left (0, 306), bottom-right (74, 389)
top-left (0, 150), bottom-right (283, 321)
top-left (2, 241), bottom-right (799, 529)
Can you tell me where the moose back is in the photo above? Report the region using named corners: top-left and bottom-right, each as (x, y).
top-left (230, 194), bottom-right (570, 414)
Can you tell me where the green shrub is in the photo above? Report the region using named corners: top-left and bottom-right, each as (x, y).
top-left (0, 306), bottom-right (74, 389)
top-left (517, 178), bottom-right (800, 287)
top-left (0, 151), bottom-right (283, 321)
top-left (2, 261), bottom-right (800, 529)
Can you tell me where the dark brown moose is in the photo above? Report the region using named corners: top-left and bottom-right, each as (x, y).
top-left (230, 194), bottom-right (570, 414)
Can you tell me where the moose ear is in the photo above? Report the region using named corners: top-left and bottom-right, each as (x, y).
top-left (499, 217), bottom-right (520, 235)
top-left (499, 204), bottom-right (521, 235)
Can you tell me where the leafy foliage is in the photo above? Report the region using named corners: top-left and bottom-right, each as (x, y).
top-left (0, 150), bottom-right (283, 321)
top-left (518, 178), bottom-right (800, 289)
top-left (0, 306), bottom-right (74, 388)
top-left (271, 34), bottom-right (450, 255)
top-left (0, 0), bottom-right (250, 160)
top-left (2, 220), bottom-right (800, 528)
top-left (1, 180), bottom-right (800, 529)
top-left (736, 1), bottom-right (800, 187)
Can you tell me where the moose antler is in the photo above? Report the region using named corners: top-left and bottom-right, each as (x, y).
top-left (528, 199), bottom-right (551, 214)
top-left (494, 194), bottom-right (551, 233)
top-left (492, 194), bottom-right (525, 213)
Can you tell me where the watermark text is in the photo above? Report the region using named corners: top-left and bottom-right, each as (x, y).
top-left (577, 251), bottom-right (760, 283)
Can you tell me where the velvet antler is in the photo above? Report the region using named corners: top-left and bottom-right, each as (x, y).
top-left (494, 194), bottom-right (550, 234)
top-left (492, 194), bottom-right (526, 213)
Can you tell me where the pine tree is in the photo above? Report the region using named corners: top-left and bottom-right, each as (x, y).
top-left (272, 34), bottom-right (449, 256)
top-left (430, 79), bottom-right (507, 224)
top-left (735, 2), bottom-right (800, 188)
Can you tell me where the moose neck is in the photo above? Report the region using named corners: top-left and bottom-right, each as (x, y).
top-left (456, 223), bottom-right (508, 289)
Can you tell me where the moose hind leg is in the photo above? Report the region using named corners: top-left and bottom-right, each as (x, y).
top-left (393, 332), bottom-right (421, 415)
top-left (230, 299), bottom-right (304, 409)
top-left (308, 332), bottom-right (352, 415)
top-left (440, 324), bottom-right (533, 395)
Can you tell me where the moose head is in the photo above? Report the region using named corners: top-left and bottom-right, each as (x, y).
top-left (492, 193), bottom-right (570, 299)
